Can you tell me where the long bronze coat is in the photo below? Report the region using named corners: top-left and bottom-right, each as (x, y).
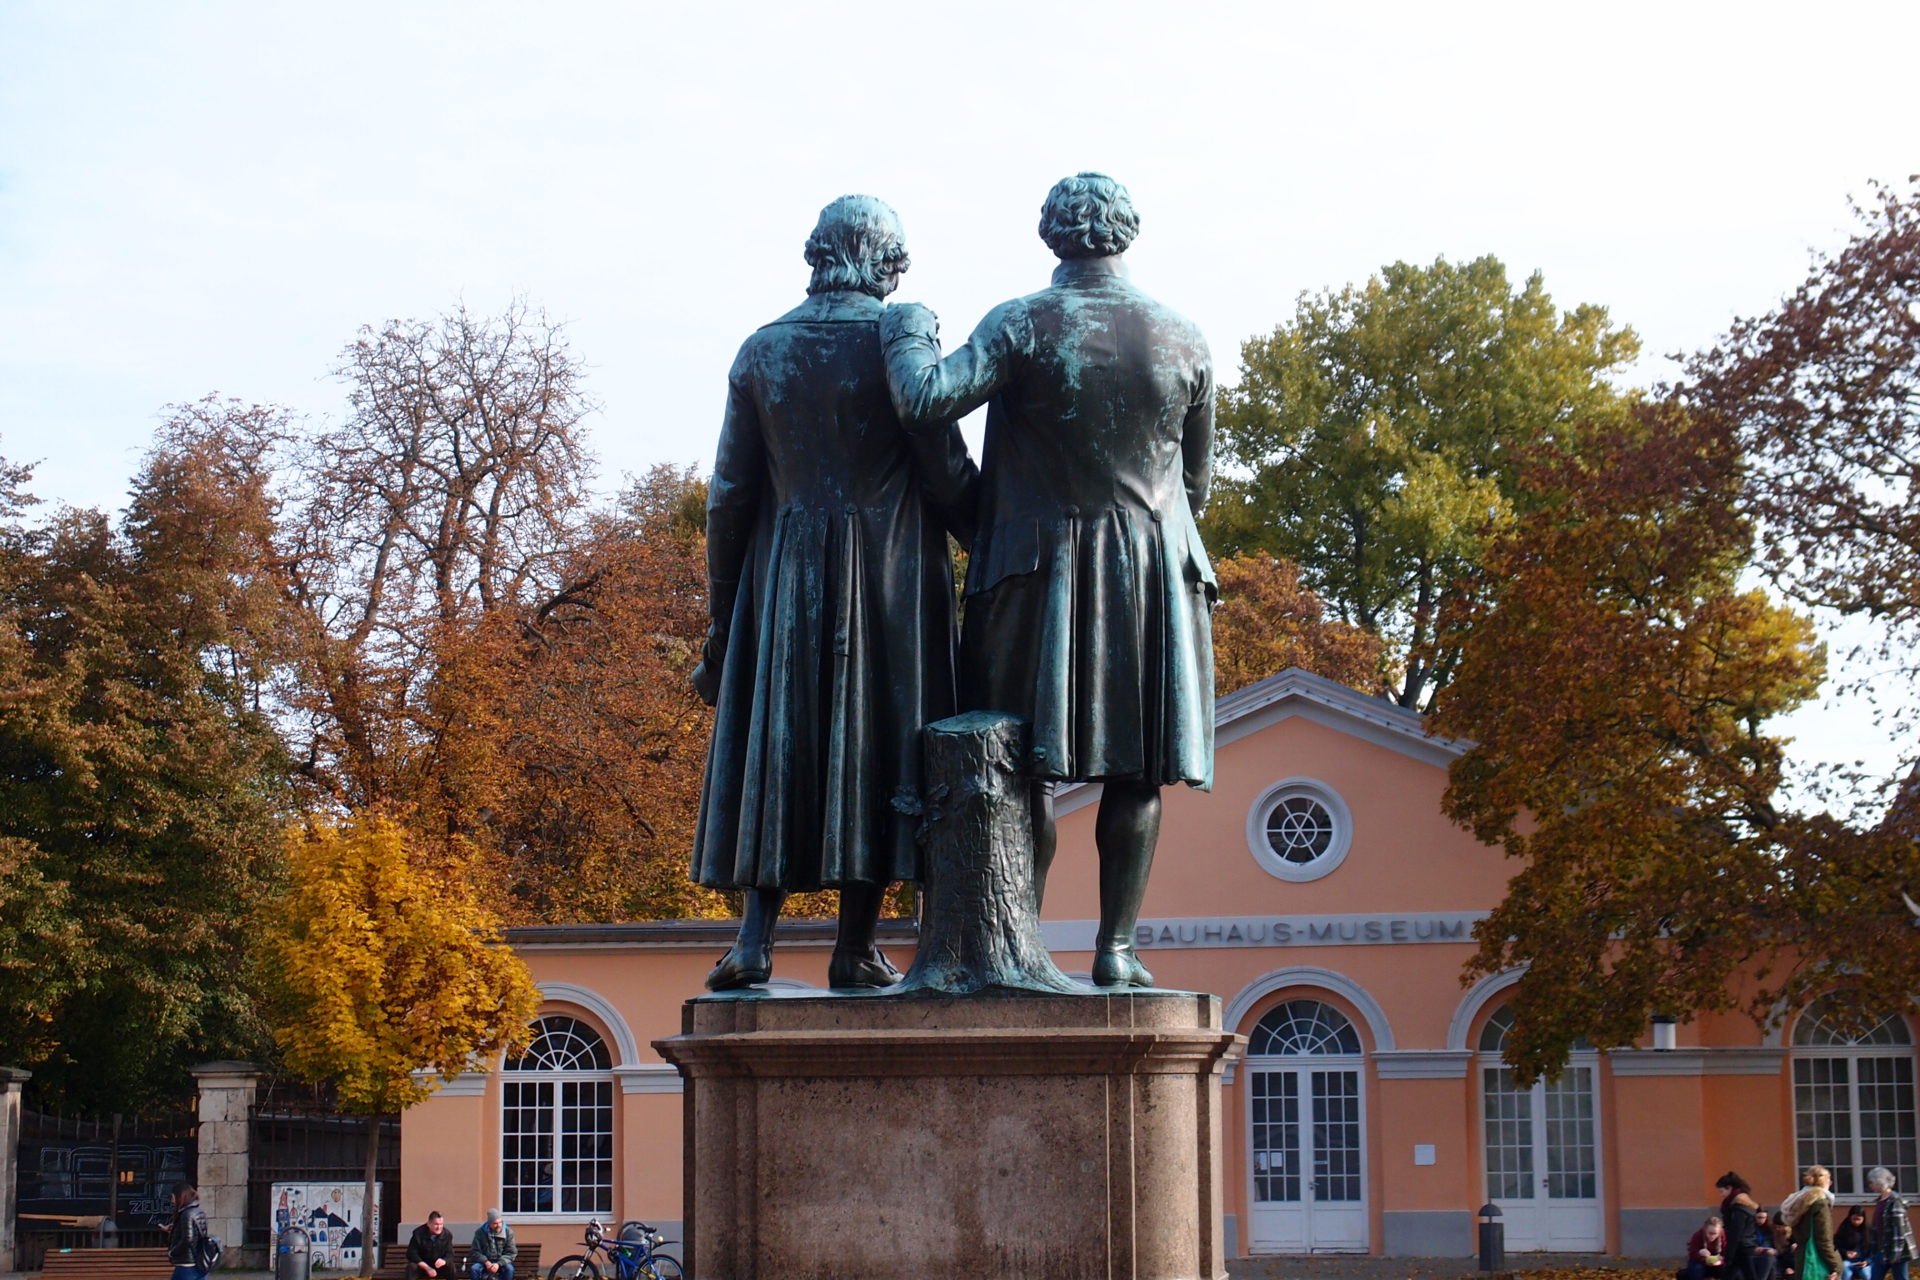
top-left (691, 289), bottom-right (973, 892)
top-left (882, 256), bottom-right (1216, 787)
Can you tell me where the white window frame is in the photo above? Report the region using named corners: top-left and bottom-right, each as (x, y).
top-left (1790, 1001), bottom-right (1917, 1199)
top-left (1243, 998), bottom-right (1370, 1252)
top-left (499, 1015), bottom-right (616, 1221)
top-left (1476, 1007), bottom-right (1604, 1210)
top-left (1245, 777), bottom-right (1353, 883)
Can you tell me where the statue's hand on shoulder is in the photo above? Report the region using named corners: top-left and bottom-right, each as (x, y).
top-left (881, 301), bottom-right (939, 346)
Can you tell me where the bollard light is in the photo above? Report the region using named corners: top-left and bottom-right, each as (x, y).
top-left (1478, 1201), bottom-right (1505, 1271)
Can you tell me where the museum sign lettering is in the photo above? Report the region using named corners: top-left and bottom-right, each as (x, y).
top-left (1042, 911), bottom-right (1488, 953)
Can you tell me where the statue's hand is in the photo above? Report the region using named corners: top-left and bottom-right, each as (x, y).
top-left (881, 301), bottom-right (939, 345)
top-left (690, 659), bottom-right (720, 707)
top-left (690, 620), bottom-right (727, 707)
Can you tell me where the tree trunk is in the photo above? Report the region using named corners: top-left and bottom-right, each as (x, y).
top-left (359, 1112), bottom-right (379, 1278)
top-left (899, 712), bottom-right (1081, 995)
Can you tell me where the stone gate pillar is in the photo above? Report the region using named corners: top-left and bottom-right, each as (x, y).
top-left (191, 1062), bottom-right (262, 1265)
top-left (1, 1067), bottom-right (30, 1271)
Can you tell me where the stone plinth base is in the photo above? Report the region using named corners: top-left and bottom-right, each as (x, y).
top-left (654, 989), bottom-right (1242, 1280)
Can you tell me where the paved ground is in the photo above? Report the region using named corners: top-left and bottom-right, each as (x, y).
top-left (1225, 1257), bottom-right (1668, 1279)
top-left (5, 1259), bottom-right (1671, 1280)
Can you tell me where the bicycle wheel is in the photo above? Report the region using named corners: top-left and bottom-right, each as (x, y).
top-left (638, 1257), bottom-right (682, 1280)
top-left (547, 1256), bottom-right (602, 1280)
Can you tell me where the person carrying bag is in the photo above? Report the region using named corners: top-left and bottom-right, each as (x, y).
top-left (1783, 1165), bottom-right (1844, 1280)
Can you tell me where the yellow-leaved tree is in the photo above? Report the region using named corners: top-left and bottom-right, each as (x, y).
top-left (262, 818), bottom-right (541, 1276)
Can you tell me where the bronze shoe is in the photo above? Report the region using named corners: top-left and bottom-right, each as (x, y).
top-left (828, 947), bottom-right (903, 989)
top-left (1091, 946), bottom-right (1155, 989)
top-left (705, 945), bottom-right (771, 991)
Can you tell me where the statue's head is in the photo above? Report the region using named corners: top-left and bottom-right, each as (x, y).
top-left (804, 195), bottom-right (910, 299)
top-left (1038, 172), bottom-right (1139, 259)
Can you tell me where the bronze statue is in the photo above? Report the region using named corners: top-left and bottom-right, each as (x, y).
top-left (882, 172), bottom-right (1216, 989)
top-left (690, 195), bottom-right (974, 991)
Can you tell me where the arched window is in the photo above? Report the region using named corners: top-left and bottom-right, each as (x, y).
top-left (1478, 1005), bottom-right (1594, 1054)
top-left (1243, 999), bottom-right (1366, 1233)
top-left (1248, 1000), bottom-right (1362, 1057)
top-left (1791, 997), bottom-right (1917, 1195)
top-left (501, 1015), bottom-right (614, 1215)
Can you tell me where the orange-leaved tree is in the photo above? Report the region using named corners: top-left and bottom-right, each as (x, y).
top-left (1210, 552), bottom-right (1386, 697)
top-left (1430, 403), bottom-right (1832, 1081)
top-left (273, 299), bottom-right (596, 814)
top-left (261, 817), bottom-right (540, 1275)
top-left (1685, 175), bottom-right (1920, 800)
top-left (429, 465), bottom-right (726, 922)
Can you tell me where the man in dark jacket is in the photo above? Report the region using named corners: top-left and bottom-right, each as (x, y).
top-left (691, 194), bottom-right (975, 991)
top-left (167, 1182), bottom-right (211, 1280)
top-left (407, 1212), bottom-right (454, 1280)
top-left (469, 1210), bottom-right (516, 1280)
top-left (883, 171), bottom-right (1216, 987)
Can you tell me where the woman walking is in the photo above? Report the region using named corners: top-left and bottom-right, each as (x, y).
top-left (1782, 1165), bottom-right (1844, 1280)
top-left (1868, 1167), bottom-right (1917, 1280)
top-left (1719, 1171), bottom-right (1763, 1280)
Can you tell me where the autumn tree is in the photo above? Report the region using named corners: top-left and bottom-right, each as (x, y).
top-left (278, 299), bottom-right (596, 811)
top-left (1204, 256), bottom-right (1639, 706)
top-left (1210, 553), bottom-right (1385, 696)
top-left (1685, 175), bottom-right (1920, 783)
top-left (0, 437), bottom-right (288, 1109)
top-left (1430, 404), bottom-right (1835, 1081)
top-left (432, 465), bottom-right (725, 922)
top-left (261, 817), bottom-right (539, 1276)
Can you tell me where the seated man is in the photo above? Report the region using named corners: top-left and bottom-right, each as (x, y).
top-left (470, 1210), bottom-right (517, 1280)
top-left (408, 1212), bottom-right (453, 1280)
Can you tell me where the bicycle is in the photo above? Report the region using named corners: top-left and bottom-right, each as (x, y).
top-left (546, 1219), bottom-right (681, 1280)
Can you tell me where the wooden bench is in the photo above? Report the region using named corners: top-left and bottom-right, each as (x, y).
top-left (374, 1241), bottom-right (544, 1280)
top-left (36, 1247), bottom-right (173, 1280)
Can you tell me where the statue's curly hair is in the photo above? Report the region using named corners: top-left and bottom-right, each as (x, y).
top-left (804, 195), bottom-right (910, 299)
top-left (1038, 172), bottom-right (1139, 259)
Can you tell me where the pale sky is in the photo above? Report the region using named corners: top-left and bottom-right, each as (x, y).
top-left (2, 0), bottom-right (1915, 798)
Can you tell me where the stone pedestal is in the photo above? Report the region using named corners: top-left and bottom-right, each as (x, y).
top-left (1, 1067), bottom-right (29, 1271)
top-left (190, 1061), bottom-right (262, 1267)
top-left (655, 989), bottom-right (1242, 1280)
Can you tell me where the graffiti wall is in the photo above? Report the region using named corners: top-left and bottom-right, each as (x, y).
top-left (19, 1138), bottom-right (195, 1221)
top-left (271, 1182), bottom-right (381, 1270)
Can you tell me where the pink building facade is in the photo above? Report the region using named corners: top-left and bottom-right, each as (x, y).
top-left (400, 670), bottom-right (1918, 1260)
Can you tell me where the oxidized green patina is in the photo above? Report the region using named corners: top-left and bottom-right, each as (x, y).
top-left (690, 195), bottom-right (974, 992)
top-left (881, 173), bottom-right (1217, 989)
top-left (690, 176), bottom-right (1216, 995)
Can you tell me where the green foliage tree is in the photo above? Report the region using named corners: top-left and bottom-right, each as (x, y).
top-left (0, 438), bottom-right (288, 1109)
top-left (1204, 256), bottom-right (1640, 706)
top-left (261, 816), bottom-right (540, 1276)
top-left (1430, 404), bottom-right (1839, 1081)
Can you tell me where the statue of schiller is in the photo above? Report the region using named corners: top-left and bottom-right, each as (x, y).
top-left (882, 172), bottom-right (1217, 988)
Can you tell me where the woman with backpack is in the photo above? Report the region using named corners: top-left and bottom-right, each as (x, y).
top-left (167, 1182), bottom-right (214, 1280)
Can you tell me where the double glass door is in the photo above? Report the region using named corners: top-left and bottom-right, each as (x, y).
top-left (1482, 1062), bottom-right (1603, 1251)
top-left (1247, 1064), bottom-right (1368, 1252)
